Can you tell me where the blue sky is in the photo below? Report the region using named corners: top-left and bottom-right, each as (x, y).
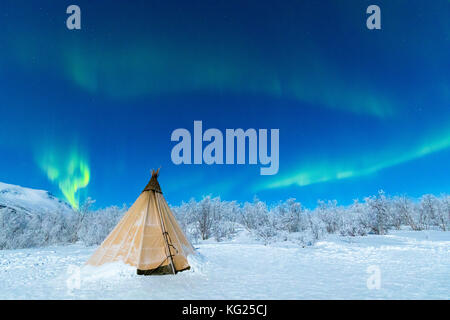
top-left (1, 0), bottom-right (449, 209)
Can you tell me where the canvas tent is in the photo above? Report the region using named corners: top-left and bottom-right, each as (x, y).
top-left (87, 169), bottom-right (195, 275)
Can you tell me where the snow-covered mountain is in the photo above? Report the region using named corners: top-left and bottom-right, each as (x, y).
top-left (0, 181), bottom-right (73, 215)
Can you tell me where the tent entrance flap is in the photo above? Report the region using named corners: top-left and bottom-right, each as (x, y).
top-left (137, 265), bottom-right (191, 276)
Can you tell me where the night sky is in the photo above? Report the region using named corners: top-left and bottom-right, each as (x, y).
top-left (1, 0), bottom-right (449, 209)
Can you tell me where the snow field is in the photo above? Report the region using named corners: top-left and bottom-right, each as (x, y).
top-left (0, 230), bottom-right (448, 299)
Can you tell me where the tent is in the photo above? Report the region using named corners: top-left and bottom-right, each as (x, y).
top-left (86, 169), bottom-right (195, 275)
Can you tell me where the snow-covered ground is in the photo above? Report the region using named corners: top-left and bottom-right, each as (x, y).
top-left (0, 229), bottom-right (448, 299)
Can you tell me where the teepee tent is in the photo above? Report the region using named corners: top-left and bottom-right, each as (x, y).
top-left (87, 169), bottom-right (195, 275)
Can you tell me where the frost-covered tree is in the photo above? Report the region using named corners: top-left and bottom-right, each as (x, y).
top-left (363, 190), bottom-right (391, 235)
top-left (306, 212), bottom-right (326, 244)
top-left (339, 200), bottom-right (369, 236)
top-left (315, 200), bottom-right (342, 234)
top-left (194, 196), bottom-right (215, 240)
top-left (77, 205), bottom-right (126, 245)
top-left (173, 197), bottom-right (240, 242)
top-left (241, 197), bottom-right (277, 244)
top-left (0, 206), bottom-right (79, 249)
top-left (435, 195), bottom-right (450, 231)
top-left (211, 200), bottom-right (239, 241)
top-left (419, 194), bottom-right (439, 230)
top-left (274, 198), bottom-right (307, 233)
top-left (172, 199), bottom-right (200, 243)
top-left (392, 196), bottom-right (418, 230)
top-left (241, 197), bottom-right (268, 231)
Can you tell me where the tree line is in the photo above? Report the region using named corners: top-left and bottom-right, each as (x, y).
top-left (0, 191), bottom-right (449, 249)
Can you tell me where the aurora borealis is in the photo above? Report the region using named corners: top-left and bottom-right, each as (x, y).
top-left (0, 0), bottom-right (450, 208)
top-left (37, 145), bottom-right (90, 210)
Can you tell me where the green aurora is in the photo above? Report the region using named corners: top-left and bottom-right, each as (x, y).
top-left (38, 147), bottom-right (90, 210)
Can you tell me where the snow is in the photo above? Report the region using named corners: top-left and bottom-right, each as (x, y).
top-left (0, 229), bottom-right (448, 299)
top-left (0, 181), bottom-right (72, 214)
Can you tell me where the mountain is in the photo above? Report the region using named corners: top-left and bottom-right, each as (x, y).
top-left (0, 181), bottom-right (73, 215)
